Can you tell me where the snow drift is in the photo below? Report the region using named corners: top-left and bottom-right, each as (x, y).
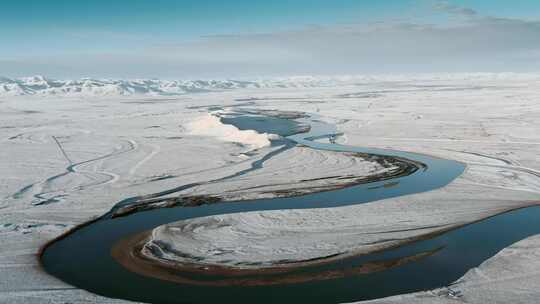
top-left (185, 114), bottom-right (274, 149)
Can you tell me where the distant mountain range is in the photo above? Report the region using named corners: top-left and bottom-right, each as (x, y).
top-left (1, 74), bottom-right (537, 96)
top-left (0, 75), bottom-right (344, 96)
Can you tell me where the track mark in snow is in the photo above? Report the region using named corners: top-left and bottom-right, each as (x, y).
top-left (449, 149), bottom-right (515, 166)
top-left (52, 136), bottom-right (73, 165)
top-left (128, 142), bottom-right (161, 178)
top-left (10, 139), bottom-right (137, 206)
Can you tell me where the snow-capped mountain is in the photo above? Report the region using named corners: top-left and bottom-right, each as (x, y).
top-left (0, 75), bottom-right (343, 97)
top-left (0, 76), bottom-right (256, 96)
top-left (2, 73), bottom-right (538, 97)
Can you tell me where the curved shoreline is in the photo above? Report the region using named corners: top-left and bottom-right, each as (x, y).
top-left (111, 229), bottom-right (443, 286)
top-left (110, 202), bottom-right (540, 287)
top-left (109, 151), bottom-right (423, 219)
top-left (40, 113), bottom-right (472, 303)
top-left (111, 219), bottom-right (453, 279)
top-left (39, 139), bottom-right (427, 273)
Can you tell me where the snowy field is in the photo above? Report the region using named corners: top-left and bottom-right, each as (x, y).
top-left (1, 74), bottom-right (540, 303)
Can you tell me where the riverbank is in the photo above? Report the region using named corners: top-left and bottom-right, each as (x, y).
top-left (361, 233), bottom-right (540, 304)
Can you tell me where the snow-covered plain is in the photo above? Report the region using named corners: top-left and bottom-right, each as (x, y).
top-left (1, 74), bottom-right (540, 303)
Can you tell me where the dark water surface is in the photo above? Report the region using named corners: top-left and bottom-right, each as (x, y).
top-left (220, 113), bottom-right (307, 137)
top-left (41, 114), bottom-right (538, 303)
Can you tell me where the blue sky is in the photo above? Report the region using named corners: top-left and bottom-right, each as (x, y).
top-left (1, 0), bottom-right (540, 78)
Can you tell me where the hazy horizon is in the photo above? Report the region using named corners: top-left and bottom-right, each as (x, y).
top-left (2, 0), bottom-right (540, 78)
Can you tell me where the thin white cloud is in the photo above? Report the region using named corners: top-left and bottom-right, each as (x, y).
top-left (433, 1), bottom-right (478, 17)
top-left (1, 4), bottom-right (540, 78)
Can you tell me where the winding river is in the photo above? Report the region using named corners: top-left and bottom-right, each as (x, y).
top-left (41, 112), bottom-right (540, 303)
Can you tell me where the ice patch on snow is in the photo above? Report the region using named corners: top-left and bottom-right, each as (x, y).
top-left (185, 114), bottom-right (273, 149)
